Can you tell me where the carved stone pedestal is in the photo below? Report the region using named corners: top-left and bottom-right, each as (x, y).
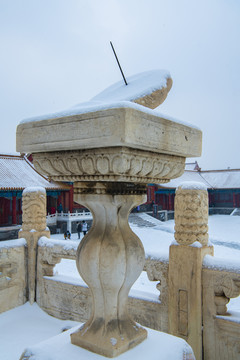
top-left (71, 184), bottom-right (147, 357)
top-left (16, 82), bottom-right (202, 358)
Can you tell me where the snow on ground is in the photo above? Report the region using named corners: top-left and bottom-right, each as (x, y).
top-left (0, 302), bottom-right (79, 360)
top-left (156, 215), bottom-right (240, 259)
top-left (16, 320), bottom-right (194, 360)
top-left (1, 214), bottom-right (240, 359)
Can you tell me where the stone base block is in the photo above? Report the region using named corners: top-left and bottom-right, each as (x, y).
top-left (70, 320), bottom-right (147, 358)
top-left (20, 325), bottom-right (195, 360)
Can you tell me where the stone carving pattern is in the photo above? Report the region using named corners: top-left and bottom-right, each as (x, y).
top-left (40, 257), bottom-right (61, 277)
top-left (33, 149), bottom-right (185, 184)
top-left (217, 333), bottom-right (240, 360)
top-left (144, 260), bottom-right (169, 305)
top-left (22, 188), bottom-right (47, 232)
top-left (0, 260), bottom-right (17, 290)
top-left (214, 274), bottom-right (240, 315)
top-left (174, 187), bottom-right (209, 245)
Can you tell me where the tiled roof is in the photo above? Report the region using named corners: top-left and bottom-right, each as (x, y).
top-left (200, 169), bottom-right (240, 189)
top-left (160, 171), bottom-right (210, 189)
top-left (160, 168), bottom-right (240, 190)
top-left (0, 154), bottom-right (69, 191)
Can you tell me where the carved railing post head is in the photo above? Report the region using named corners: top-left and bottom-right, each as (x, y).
top-left (174, 181), bottom-right (209, 246)
top-left (22, 187), bottom-right (47, 232)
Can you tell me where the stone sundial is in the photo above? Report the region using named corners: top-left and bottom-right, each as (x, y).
top-left (16, 70), bottom-right (201, 357)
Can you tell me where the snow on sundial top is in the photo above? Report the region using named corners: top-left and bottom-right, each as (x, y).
top-left (90, 69), bottom-right (172, 107)
top-left (17, 69), bottom-right (202, 158)
top-left (20, 70), bottom-right (173, 124)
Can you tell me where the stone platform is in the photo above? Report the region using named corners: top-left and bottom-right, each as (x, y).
top-left (20, 325), bottom-right (195, 360)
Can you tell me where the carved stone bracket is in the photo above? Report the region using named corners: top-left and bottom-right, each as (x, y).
top-left (40, 256), bottom-right (62, 277)
top-left (32, 147), bottom-right (185, 184)
top-left (144, 258), bottom-right (169, 305)
top-left (214, 275), bottom-right (240, 315)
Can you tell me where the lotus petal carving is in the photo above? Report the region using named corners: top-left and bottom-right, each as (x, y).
top-left (81, 157), bottom-right (95, 175)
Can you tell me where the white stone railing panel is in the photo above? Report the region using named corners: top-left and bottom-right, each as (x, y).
top-left (0, 238), bottom-right (27, 313)
top-left (36, 238), bottom-right (168, 331)
top-left (46, 211), bottom-right (92, 226)
top-left (202, 263), bottom-right (240, 360)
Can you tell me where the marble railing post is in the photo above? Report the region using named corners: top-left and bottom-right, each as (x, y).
top-left (19, 187), bottom-right (50, 304)
top-left (168, 182), bottom-right (214, 360)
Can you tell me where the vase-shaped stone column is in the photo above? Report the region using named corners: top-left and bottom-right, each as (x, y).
top-left (71, 184), bottom-right (147, 357)
top-left (19, 187), bottom-right (50, 304)
top-left (168, 182), bottom-right (213, 360)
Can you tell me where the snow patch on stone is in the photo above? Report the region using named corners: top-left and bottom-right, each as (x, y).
top-left (0, 238), bottom-right (26, 249)
top-left (38, 237), bottom-right (78, 251)
top-left (203, 254), bottom-right (240, 273)
top-left (23, 186), bottom-right (46, 195)
top-left (177, 181), bottom-right (207, 191)
top-left (91, 69), bottom-right (170, 103)
top-left (110, 337), bottom-right (117, 346)
top-left (216, 311), bottom-right (240, 324)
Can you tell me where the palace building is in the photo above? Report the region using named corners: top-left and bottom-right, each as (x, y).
top-left (0, 154), bottom-right (73, 227)
top-left (146, 162), bottom-right (240, 212)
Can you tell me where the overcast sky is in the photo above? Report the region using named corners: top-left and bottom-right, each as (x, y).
top-left (0, 0), bottom-right (239, 170)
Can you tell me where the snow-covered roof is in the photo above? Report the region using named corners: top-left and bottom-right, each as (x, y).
top-left (201, 169), bottom-right (240, 189)
top-left (0, 154), bottom-right (69, 191)
top-left (160, 170), bottom-right (210, 189)
top-left (160, 167), bottom-right (240, 190)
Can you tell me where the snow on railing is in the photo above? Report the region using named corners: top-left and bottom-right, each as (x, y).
top-left (46, 213), bottom-right (57, 225)
top-left (46, 211), bottom-right (92, 225)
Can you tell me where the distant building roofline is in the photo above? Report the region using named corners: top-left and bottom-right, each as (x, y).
top-left (0, 153), bottom-right (70, 191)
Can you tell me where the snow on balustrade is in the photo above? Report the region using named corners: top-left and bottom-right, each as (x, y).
top-left (203, 254), bottom-right (240, 273)
top-left (46, 211), bottom-right (92, 227)
top-left (0, 238), bottom-right (26, 249)
top-left (39, 237), bottom-right (79, 252)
